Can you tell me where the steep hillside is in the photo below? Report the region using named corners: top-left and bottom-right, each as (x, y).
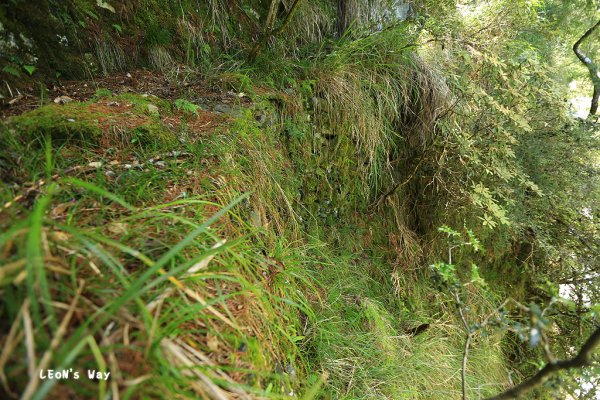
top-left (1, 1), bottom-right (599, 399)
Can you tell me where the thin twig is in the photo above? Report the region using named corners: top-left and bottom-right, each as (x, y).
top-left (485, 326), bottom-right (600, 400)
top-left (454, 290), bottom-right (471, 400)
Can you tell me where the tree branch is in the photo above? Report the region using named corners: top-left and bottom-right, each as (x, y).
top-left (455, 290), bottom-right (471, 400)
top-left (485, 326), bottom-right (600, 400)
top-left (573, 19), bottom-right (600, 115)
top-left (248, 0), bottom-right (303, 63)
top-left (573, 19), bottom-right (600, 64)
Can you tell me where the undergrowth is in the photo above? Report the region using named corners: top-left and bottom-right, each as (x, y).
top-left (1, 1), bottom-right (599, 399)
top-left (0, 86), bottom-right (512, 399)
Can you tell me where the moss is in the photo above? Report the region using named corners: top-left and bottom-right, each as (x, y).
top-left (130, 122), bottom-right (177, 146)
top-left (7, 95), bottom-right (177, 148)
top-left (217, 72), bottom-right (255, 93)
top-left (8, 103), bottom-right (103, 144)
top-left (115, 93), bottom-right (172, 115)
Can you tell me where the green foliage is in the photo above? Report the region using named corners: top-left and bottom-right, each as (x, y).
top-left (93, 88), bottom-right (112, 98)
top-left (174, 98), bottom-right (199, 115)
top-left (1, 0), bottom-right (600, 398)
top-left (22, 65), bottom-right (36, 76)
top-left (146, 22), bottom-right (172, 47)
top-left (2, 66), bottom-right (21, 77)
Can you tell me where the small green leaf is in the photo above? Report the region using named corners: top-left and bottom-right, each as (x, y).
top-left (438, 225), bottom-right (460, 237)
top-left (23, 65), bottom-right (36, 76)
top-left (470, 264), bottom-right (487, 287)
top-left (2, 66), bottom-right (21, 77)
top-left (466, 228), bottom-right (482, 251)
top-left (85, 10), bottom-right (99, 20)
top-left (174, 98), bottom-right (200, 116)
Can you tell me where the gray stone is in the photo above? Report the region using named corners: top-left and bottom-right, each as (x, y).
top-left (147, 103), bottom-right (159, 116)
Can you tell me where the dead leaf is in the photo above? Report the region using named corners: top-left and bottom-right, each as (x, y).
top-left (206, 334), bottom-right (219, 352)
top-left (51, 231), bottom-right (71, 242)
top-left (51, 202), bottom-right (72, 219)
top-left (107, 222), bottom-right (128, 235)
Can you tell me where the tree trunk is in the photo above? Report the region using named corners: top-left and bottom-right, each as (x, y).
top-left (573, 19), bottom-right (600, 116)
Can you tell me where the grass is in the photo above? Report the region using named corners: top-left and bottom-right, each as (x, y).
top-left (1, 95), bottom-right (315, 399)
top-left (301, 226), bottom-right (509, 399)
top-left (2, 1), bottom-right (598, 398)
top-left (301, 26), bottom-right (448, 193)
top-left (0, 178), bottom-right (312, 398)
top-left (0, 85), bottom-right (512, 399)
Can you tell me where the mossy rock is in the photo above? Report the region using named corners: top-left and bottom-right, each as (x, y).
top-left (8, 103), bottom-right (103, 144)
top-left (129, 122), bottom-right (177, 146)
top-left (7, 96), bottom-right (177, 147)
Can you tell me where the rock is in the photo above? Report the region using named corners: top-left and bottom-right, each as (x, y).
top-left (53, 96), bottom-right (74, 105)
top-left (255, 112), bottom-right (267, 124)
top-left (213, 103), bottom-right (233, 114)
top-left (147, 103), bottom-right (159, 116)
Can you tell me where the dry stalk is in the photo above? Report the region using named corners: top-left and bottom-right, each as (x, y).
top-left (21, 281), bottom-right (85, 400)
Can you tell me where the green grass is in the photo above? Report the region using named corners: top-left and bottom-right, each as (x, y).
top-left (0, 91), bottom-right (512, 399)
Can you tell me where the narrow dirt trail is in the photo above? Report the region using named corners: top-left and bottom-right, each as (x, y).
top-left (1, 70), bottom-right (249, 119)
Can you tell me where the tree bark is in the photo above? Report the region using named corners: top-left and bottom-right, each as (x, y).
top-left (485, 326), bottom-right (600, 400)
top-left (573, 19), bottom-right (600, 116)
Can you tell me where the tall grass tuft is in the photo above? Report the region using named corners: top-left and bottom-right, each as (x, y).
top-left (309, 26), bottom-right (448, 191)
top-left (0, 174), bottom-right (314, 399)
